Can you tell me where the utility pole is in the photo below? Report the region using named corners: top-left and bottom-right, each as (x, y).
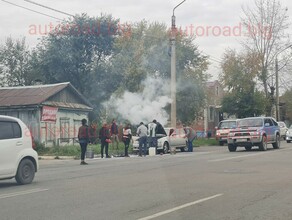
top-left (275, 58), bottom-right (279, 121)
top-left (170, 0), bottom-right (186, 128)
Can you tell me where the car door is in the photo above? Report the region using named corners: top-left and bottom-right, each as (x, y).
top-left (176, 128), bottom-right (187, 147)
top-left (168, 128), bottom-right (177, 147)
top-left (0, 121), bottom-right (22, 177)
top-left (271, 119), bottom-right (279, 141)
top-left (264, 118), bottom-right (274, 142)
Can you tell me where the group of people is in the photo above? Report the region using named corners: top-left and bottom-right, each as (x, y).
top-left (136, 120), bottom-right (167, 156)
top-left (77, 118), bottom-right (133, 165)
top-left (77, 118), bottom-right (196, 165)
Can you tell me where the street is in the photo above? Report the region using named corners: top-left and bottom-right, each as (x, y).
top-left (1, 142), bottom-right (292, 220)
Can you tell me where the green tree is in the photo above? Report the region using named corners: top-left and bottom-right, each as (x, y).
top-left (37, 13), bottom-right (121, 112)
top-left (220, 49), bottom-right (266, 118)
top-left (0, 37), bottom-right (40, 86)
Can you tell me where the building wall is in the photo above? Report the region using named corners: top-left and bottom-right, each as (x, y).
top-left (0, 108), bottom-right (89, 146)
top-left (40, 109), bottom-right (89, 146)
top-left (0, 108), bottom-right (41, 142)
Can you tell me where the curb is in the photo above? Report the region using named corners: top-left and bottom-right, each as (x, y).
top-left (39, 156), bottom-right (76, 160)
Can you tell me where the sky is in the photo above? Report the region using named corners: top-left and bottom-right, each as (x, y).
top-left (1, 0), bottom-right (292, 81)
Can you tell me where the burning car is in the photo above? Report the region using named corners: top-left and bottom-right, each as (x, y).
top-left (132, 127), bottom-right (188, 154)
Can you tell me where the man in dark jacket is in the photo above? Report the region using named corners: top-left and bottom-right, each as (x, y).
top-left (78, 119), bottom-right (90, 165)
top-left (110, 119), bottom-right (119, 155)
top-left (99, 122), bottom-right (111, 158)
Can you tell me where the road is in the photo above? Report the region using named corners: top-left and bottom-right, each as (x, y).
top-left (1, 142), bottom-right (292, 220)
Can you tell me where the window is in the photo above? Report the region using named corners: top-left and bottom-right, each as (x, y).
top-left (47, 123), bottom-right (56, 141)
top-left (0, 121), bottom-right (21, 140)
top-left (60, 118), bottom-right (70, 140)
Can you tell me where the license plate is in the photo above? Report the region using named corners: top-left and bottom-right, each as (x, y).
top-left (236, 139), bottom-right (247, 142)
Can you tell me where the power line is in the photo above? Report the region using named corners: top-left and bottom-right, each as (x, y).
top-left (1, 0), bottom-right (62, 21)
top-left (24, 0), bottom-right (74, 17)
top-left (202, 51), bottom-right (223, 64)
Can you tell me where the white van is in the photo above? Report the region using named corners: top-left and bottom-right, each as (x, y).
top-left (0, 115), bottom-right (39, 184)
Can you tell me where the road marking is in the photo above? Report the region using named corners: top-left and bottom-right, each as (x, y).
top-left (0, 188), bottom-right (49, 199)
top-left (209, 147), bottom-right (292, 162)
top-left (137, 194), bottom-right (223, 220)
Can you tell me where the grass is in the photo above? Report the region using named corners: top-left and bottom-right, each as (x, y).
top-left (36, 142), bottom-right (130, 157)
top-left (193, 138), bottom-right (219, 147)
top-left (35, 138), bottom-right (219, 157)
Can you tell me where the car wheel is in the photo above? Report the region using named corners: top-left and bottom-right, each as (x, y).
top-left (219, 141), bottom-right (224, 146)
top-left (163, 142), bottom-right (169, 154)
top-left (287, 140), bottom-right (291, 143)
top-left (15, 159), bottom-right (35, 185)
top-left (245, 146), bottom-right (252, 151)
top-left (272, 134), bottom-right (280, 149)
top-left (258, 135), bottom-right (268, 151)
top-left (228, 144), bottom-right (237, 152)
top-left (181, 144), bottom-right (188, 152)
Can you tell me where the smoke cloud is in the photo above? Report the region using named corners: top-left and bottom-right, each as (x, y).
top-left (104, 76), bottom-right (171, 126)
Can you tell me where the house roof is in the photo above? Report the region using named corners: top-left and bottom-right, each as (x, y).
top-left (0, 82), bottom-right (92, 110)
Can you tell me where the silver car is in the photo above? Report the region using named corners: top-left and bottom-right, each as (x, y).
top-left (132, 127), bottom-right (188, 154)
top-left (278, 121), bottom-right (288, 140)
top-left (286, 125), bottom-right (292, 143)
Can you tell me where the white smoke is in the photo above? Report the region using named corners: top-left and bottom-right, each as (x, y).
top-left (104, 76), bottom-right (171, 126)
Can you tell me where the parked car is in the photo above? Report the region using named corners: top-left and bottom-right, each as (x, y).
top-left (286, 125), bottom-right (292, 143)
top-left (227, 117), bottom-right (280, 152)
top-left (0, 115), bottom-right (39, 184)
top-left (133, 127), bottom-right (188, 154)
top-left (215, 119), bottom-right (239, 146)
top-left (278, 121), bottom-right (288, 140)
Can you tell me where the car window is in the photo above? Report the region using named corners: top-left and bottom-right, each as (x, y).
top-left (218, 121), bottom-right (237, 129)
top-left (238, 118), bottom-right (263, 127)
top-left (0, 121), bottom-right (21, 140)
top-left (264, 118), bottom-right (273, 126)
top-left (12, 122), bottom-right (21, 138)
top-left (169, 129), bottom-right (174, 136)
top-left (271, 119), bottom-right (278, 126)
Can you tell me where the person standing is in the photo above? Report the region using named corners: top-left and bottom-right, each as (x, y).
top-left (137, 122), bottom-right (148, 157)
top-left (122, 124), bottom-right (132, 157)
top-left (99, 122), bottom-right (111, 158)
top-left (148, 120), bottom-right (157, 148)
top-left (110, 119), bottom-right (119, 156)
top-left (78, 119), bottom-right (90, 165)
top-left (183, 125), bottom-right (197, 152)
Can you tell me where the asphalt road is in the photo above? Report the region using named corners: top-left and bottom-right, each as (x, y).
top-left (1, 142), bottom-right (292, 220)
